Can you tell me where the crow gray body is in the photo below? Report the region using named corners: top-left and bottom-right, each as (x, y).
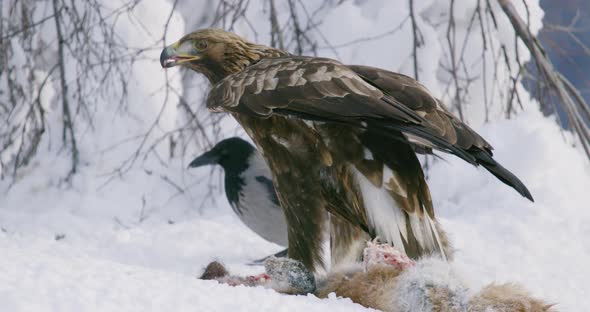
top-left (190, 137), bottom-right (288, 249)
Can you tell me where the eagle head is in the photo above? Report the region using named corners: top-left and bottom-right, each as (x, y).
top-left (160, 28), bottom-right (287, 83)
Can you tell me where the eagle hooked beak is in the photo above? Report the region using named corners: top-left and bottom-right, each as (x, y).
top-left (188, 150), bottom-right (219, 169)
top-left (160, 41), bottom-right (200, 68)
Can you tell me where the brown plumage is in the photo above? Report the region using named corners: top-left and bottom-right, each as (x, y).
top-left (161, 28), bottom-right (532, 272)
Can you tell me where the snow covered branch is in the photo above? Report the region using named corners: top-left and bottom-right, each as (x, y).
top-left (0, 0), bottom-right (164, 183)
top-left (52, 0), bottom-right (79, 180)
top-left (498, 0), bottom-right (590, 159)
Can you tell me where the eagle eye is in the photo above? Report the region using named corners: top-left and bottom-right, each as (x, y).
top-left (195, 40), bottom-right (208, 51)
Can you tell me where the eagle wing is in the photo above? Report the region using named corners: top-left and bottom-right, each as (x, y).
top-left (207, 56), bottom-right (532, 202)
top-left (207, 56), bottom-right (531, 261)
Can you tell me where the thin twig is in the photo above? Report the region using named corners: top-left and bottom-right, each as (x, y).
top-left (53, 0), bottom-right (79, 180)
top-left (408, 0), bottom-right (420, 80)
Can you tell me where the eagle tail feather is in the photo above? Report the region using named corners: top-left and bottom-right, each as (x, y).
top-left (405, 213), bottom-right (448, 260)
top-left (407, 213), bottom-right (427, 251)
top-left (370, 122), bottom-right (533, 202)
top-left (427, 216), bottom-right (448, 261)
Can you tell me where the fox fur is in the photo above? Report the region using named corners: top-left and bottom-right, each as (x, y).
top-left (199, 245), bottom-right (554, 312)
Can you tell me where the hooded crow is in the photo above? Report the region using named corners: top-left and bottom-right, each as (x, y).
top-left (189, 137), bottom-right (287, 260)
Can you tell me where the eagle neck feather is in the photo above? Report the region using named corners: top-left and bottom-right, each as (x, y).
top-left (220, 42), bottom-right (287, 80)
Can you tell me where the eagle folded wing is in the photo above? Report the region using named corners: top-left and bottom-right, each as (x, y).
top-left (206, 57), bottom-right (479, 160)
top-left (349, 66), bottom-right (533, 201)
top-left (207, 56), bottom-right (532, 202)
top-left (207, 57), bottom-right (418, 122)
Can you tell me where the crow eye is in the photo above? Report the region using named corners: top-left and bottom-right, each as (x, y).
top-left (195, 40), bottom-right (208, 50)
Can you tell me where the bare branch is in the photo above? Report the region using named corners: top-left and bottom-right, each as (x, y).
top-left (287, 0), bottom-right (304, 55)
top-left (446, 0), bottom-right (465, 120)
top-left (408, 0), bottom-right (421, 80)
top-left (498, 0), bottom-right (590, 159)
top-left (269, 0), bottom-right (285, 50)
top-left (53, 0), bottom-right (79, 180)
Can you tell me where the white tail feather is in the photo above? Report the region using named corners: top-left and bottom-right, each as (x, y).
top-left (427, 216), bottom-right (447, 260)
top-left (352, 165), bottom-right (446, 259)
top-left (352, 166), bottom-right (406, 253)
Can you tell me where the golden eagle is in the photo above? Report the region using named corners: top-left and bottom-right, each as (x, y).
top-left (161, 29), bottom-right (533, 271)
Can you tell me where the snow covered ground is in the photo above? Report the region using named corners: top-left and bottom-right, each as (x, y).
top-left (1, 0), bottom-right (589, 311)
top-left (2, 109), bottom-right (589, 312)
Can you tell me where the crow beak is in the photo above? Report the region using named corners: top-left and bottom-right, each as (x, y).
top-left (160, 41), bottom-right (200, 68)
top-left (188, 151), bottom-right (219, 168)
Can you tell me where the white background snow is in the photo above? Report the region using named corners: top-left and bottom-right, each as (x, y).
top-left (1, 0), bottom-right (589, 311)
